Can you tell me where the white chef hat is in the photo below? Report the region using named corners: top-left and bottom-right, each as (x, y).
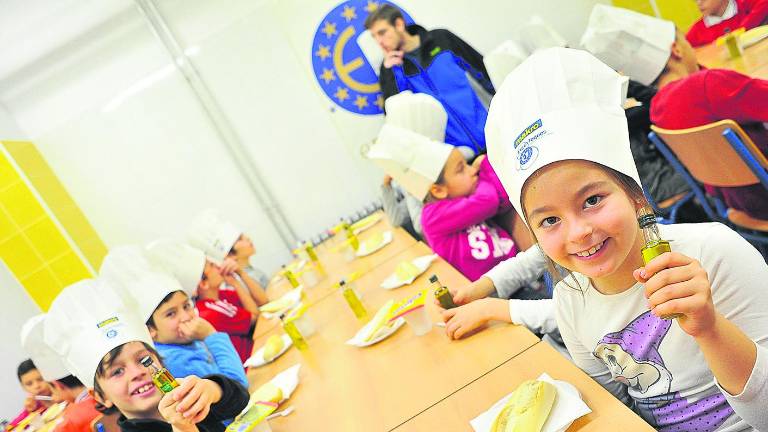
top-left (518, 16), bottom-right (568, 53)
top-left (100, 245), bottom-right (186, 323)
top-left (43, 279), bottom-right (154, 388)
top-left (186, 209), bottom-right (241, 265)
top-left (20, 314), bottom-right (72, 382)
top-left (483, 40), bottom-right (530, 90)
top-left (383, 91), bottom-right (448, 142)
top-left (485, 47), bottom-right (639, 224)
top-left (580, 4), bottom-right (675, 86)
top-left (145, 239), bottom-right (206, 296)
top-left (367, 91), bottom-right (453, 200)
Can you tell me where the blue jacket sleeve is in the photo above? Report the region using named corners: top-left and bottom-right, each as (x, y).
top-left (204, 332), bottom-right (249, 389)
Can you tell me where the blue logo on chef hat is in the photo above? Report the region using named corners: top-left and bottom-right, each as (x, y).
top-left (106, 329), bottom-right (118, 339)
top-left (515, 118), bottom-right (549, 170)
top-left (311, 1), bottom-right (413, 115)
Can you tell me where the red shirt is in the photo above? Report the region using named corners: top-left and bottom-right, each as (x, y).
top-left (53, 392), bottom-right (100, 432)
top-left (650, 68), bottom-right (768, 219)
top-left (196, 298), bottom-right (254, 362)
top-left (686, 0), bottom-right (768, 47)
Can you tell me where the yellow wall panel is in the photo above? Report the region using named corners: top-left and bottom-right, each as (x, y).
top-left (612, 0), bottom-right (656, 16)
top-left (0, 154), bottom-right (18, 188)
top-left (0, 182), bottom-right (46, 228)
top-left (1, 141), bottom-right (105, 310)
top-left (0, 234), bottom-right (43, 277)
top-left (24, 218), bottom-right (71, 261)
top-left (0, 207), bottom-right (15, 242)
top-left (3, 141), bottom-right (107, 270)
top-left (656, 0), bottom-right (700, 31)
top-left (49, 252), bottom-right (91, 288)
top-left (21, 267), bottom-right (61, 311)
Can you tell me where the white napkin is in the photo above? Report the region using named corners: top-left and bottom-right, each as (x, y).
top-left (356, 231), bottom-right (393, 257)
top-left (243, 334), bottom-right (293, 368)
top-left (345, 317), bottom-right (405, 347)
top-left (272, 364), bottom-right (301, 401)
top-left (261, 287), bottom-right (304, 319)
top-left (380, 254), bottom-right (438, 289)
top-left (470, 373), bottom-right (591, 432)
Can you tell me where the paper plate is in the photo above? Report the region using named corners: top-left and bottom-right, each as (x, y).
top-left (741, 25), bottom-right (768, 47)
top-left (352, 213), bottom-right (383, 234)
top-left (261, 287), bottom-right (303, 319)
top-left (244, 334), bottom-right (294, 368)
top-left (355, 231), bottom-right (393, 257)
top-left (346, 317), bottom-right (405, 347)
top-left (380, 254), bottom-right (438, 289)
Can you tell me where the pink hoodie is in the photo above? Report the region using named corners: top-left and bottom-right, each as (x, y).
top-left (421, 157), bottom-right (518, 281)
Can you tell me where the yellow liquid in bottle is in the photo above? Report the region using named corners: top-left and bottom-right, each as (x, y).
top-left (305, 244), bottom-right (319, 262)
top-left (641, 239), bottom-right (680, 320)
top-left (283, 320), bottom-right (308, 350)
top-left (152, 369), bottom-right (180, 394)
top-left (342, 285), bottom-right (367, 319)
top-left (284, 270), bottom-right (300, 288)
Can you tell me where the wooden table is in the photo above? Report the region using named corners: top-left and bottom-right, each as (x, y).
top-left (394, 342), bottom-right (654, 432)
top-left (695, 36), bottom-right (768, 79)
top-left (247, 244), bottom-right (540, 431)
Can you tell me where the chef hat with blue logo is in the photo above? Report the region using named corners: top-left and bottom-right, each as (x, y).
top-left (485, 47), bottom-right (640, 224)
top-left (44, 278), bottom-right (154, 388)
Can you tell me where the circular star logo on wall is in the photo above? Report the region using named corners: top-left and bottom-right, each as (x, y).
top-left (311, 0), bottom-right (413, 115)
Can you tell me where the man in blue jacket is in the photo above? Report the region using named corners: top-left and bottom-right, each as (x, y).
top-left (365, 5), bottom-right (494, 156)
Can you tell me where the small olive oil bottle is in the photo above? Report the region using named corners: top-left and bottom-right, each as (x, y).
top-left (340, 279), bottom-right (367, 319)
top-left (431, 275), bottom-right (457, 309)
top-left (638, 208), bottom-right (680, 320)
top-left (140, 356), bottom-right (179, 393)
top-left (281, 265), bottom-right (301, 288)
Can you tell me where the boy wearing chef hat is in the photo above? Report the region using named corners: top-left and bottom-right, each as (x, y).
top-left (21, 314), bottom-right (101, 431)
top-left (43, 278), bottom-right (248, 430)
top-left (484, 46), bottom-right (768, 431)
top-left (581, 4), bottom-right (768, 220)
top-left (369, 91), bottom-right (518, 282)
top-left (187, 209), bottom-right (269, 309)
top-left (100, 246), bottom-right (248, 389)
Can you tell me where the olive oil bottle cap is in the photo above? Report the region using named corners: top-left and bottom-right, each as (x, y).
top-left (140, 356), bottom-right (154, 368)
top-left (637, 214), bottom-right (657, 228)
top-left (429, 274), bottom-right (439, 284)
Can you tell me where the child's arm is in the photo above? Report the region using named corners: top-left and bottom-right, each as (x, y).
top-left (221, 257), bottom-right (269, 306)
top-left (223, 274), bottom-right (260, 319)
top-left (203, 332), bottom-right (249, 388)
top-left (742, 0), bottom-right (768, 29)
top-left (234, 269), bottom-right (269, 306)
top-left (421, 163), bottom-right (500, 237)
top-left (706, 69), bottom-right (768, 123)
top-left (441, 298), bottom-right (557, 340)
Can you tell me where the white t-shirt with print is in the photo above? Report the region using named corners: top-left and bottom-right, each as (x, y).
top-left (555, 223), bottom-right (768, 431)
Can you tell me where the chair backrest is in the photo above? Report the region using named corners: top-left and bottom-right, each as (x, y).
top-left (650, 120), bottom-right (768, 187)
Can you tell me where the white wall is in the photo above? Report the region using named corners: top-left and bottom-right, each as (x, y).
top-left (0, 263), bottom-right (42, 421)
top-left (0, 103), bottom-right (24, 139)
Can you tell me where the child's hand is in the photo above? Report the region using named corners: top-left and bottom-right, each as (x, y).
top-left (634, 252), bottom-right (716, 338)
top-left (218, 258), bottom-right (239, 276)
top-left (158, 394), bottom-right (195, 429)
top-left (178, 317), bottom-right (216, 341)
top-left (163, 376), bottom-right (223, 424)
top-left (471, 154), bottom-right (486, 169)
top-left (442, 299), bottom-right (494, 339)
top-left (23, 394), bottom-right (37, 412)
top-left (454, 277), bottom-right (495, 305)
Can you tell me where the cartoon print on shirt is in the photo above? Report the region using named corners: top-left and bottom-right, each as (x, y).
top-left (593, 311), bottom-right (673, 397)
top-left (467, 224), bottom-right (515, 260)
top-left (593, 311), bottom-right (734, 432)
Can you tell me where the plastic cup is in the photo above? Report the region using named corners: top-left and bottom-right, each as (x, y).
top-left (294, 312), bottom-right (316, 337)
top-left (302, 267), bottom-right (319, 288)
top-left (402, 306), bottom-right (432, 336)
top-left (342, 244), bottom-right (356, 262)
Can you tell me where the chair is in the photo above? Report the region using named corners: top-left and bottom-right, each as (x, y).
top-left (648, 120), bottom-right (768, 255)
